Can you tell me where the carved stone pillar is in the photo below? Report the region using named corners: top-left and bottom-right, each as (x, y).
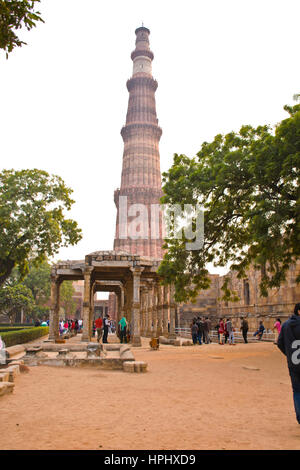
top-left (130, 267), bottom-right (144, 346)
top-left (140, 286), bottom-right (148, 336)
top-left (152, 284), bottom-right (158, 337)
top-left (116, 290), bottom-right (121, 326)
top-left (156, 284), bottom-right (163, 337)
top-left (90, 285), bottom-right (95, 338)
top-left (124, 277), bottom-right (133, 324)
top-left (163, 285), bottom-right (169, 336)
top-left (146, 284), bottom-right (153, 337)
top-left (169, 285), bottom-right (176, 339)
top-left (82, 267), bottom-right (93, 342)
top-left (49, 275), bottom-right (61, 341)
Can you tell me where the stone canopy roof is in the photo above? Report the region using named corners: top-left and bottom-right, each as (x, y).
top-left (51, 250), bottom-right (163, 283)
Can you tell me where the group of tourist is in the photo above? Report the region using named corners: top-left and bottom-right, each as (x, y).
top-left (92, 314), bottom-right (129, 344)
top-left (93, 313), bottom-right (110, 343)
top-left (190, 317), bottom-right (212, 345)
top-left (191, 316), bottom-right (283, 345)
top-left (59, 318), bottom-right (82, 336)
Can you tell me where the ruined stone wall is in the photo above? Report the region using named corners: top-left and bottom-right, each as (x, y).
top-left (217, 262), bottom-right (300, 330)
top-left (178, 274), bottom-right (220, 328)
top-left (179, 262), bottom-right (300, 331)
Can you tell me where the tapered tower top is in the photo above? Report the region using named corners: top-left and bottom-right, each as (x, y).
top-left (131, 26), bottom-right (154, 76)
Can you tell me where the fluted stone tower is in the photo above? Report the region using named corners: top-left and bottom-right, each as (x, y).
top-left (113, 26), bottom-right (164, 259)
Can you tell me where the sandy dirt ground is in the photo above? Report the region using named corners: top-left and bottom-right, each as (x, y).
top-left (1, 336), bottom-right (300, 450)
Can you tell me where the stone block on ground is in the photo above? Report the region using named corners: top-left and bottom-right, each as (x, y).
top-left (25, 346), bottom-right (42, 355)
top-left (134, 361), bottom-right (147, 373)
top-left (57, 349), bottom-right (69, 356)
top-left (121, 351), bottom-right (134, 361)
top-left (35, 351), bottom-right (48, 358)
top-left (10, 360), bottom-right (24, 366)
top-left (174, 339), bottom-right (182, 346)
top-left (0, 381), bottom-right (15, 396)
top-left (123, 361), bottom-right (135, 373)
top-left (5, 345), bottom-right (26, 358)
top-left (7, 365), bottom-right (20, 381)
top-left (0, 371), bottom-right (10, 382)
top-left (158, 336), bottom-right (170, 345)
top-left (182, 340), bottom-right (193, 346)
top-left (119, 345), bottom-right (130, 354)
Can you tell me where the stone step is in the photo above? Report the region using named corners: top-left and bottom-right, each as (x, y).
top-left (9, 360), bottom-right (24, 366)
top-left (123, 361), bottom-right (148, 373)
top-left (7, 365), bottom-right (20, 382)
top-left (0, 371), bottom-right (10, 382)
top-left (123, 361), bottom-right (135, 373)
top-left (134, 361), bottom-right (147, 373)
top-left (0, 381), bottom-right (15, 397)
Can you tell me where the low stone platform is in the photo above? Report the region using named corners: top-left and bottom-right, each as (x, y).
top-left (22, 343), bottom-right (135, 370)
top-left (159, 336), bottom-right (193, 347)
top-left (123, 361), bottom-right (148, 373)
top-left (0, 381), bottom-right (14, 396)
top-left (0, 361), bottom-right (25, 398)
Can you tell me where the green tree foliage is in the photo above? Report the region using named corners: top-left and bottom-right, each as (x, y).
top-left (158, 104), bottom-right (300, 303)
top-left (32, 304), bottom-right (49, 320)
top-left (0, 0), bottom-right (44, 57)
top-left (22, 260), bottom-right (51, 305)
top-left (60, 281), bottom-right (76, 318)
top-left (0, 283), bottom-right (34, 323)
top-left (0, 169), bottom-right (82, 286)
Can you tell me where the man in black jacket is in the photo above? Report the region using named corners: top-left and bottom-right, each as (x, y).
top-left (196, 316), bottom-right (204, 345)
top-left (240, 317), bottom-right (248, 343)
top-left (277, 303), bottom-right (300, 424)
top-left (103, 313), bottom-right (110, 344)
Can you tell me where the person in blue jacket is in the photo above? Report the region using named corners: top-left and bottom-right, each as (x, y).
top-left (277, 303), bottom-right (300, 424)
top-left (253, 321), bottom-right (265, 340)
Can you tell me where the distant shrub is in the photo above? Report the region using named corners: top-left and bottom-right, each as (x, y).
top-left (0, 327), bottom-right (31, 333)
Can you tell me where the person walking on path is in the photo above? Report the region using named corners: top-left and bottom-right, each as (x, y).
top-left (224, 320), bottom-right (229, 344)
top-left (191, 321), bottom-right (199, 345)
top-left (204, 317), bottom-right (211, 344)
top-left (226, 318), bottom-right (235, 345)
top-left (103, 313), bottom-right (110, 343)
top-left (274, 318), bottom-right (282, 345)
top-left (277, 303), bottom-right (300, 424)
top-left (218, 318), bottom-right (225, 345)
top-left (240, 317), bottom-right (249, 343)
top-left (196, 316), bottom-right (204, 345)
top-left (254, 321), bottom-right (265, 340)
top-left (95, 316), bottom-right (103, 343)
top-left (118, 316), bottom-right (128, 344)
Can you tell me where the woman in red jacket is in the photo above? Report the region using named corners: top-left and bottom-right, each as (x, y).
top-left (218, 319), bottom-right (225, 345)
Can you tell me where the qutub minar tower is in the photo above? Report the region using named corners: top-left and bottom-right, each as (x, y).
top-left (113, 26), bottom-right (164, 258)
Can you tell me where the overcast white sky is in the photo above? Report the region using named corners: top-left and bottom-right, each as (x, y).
top-left (1, 0), bottom-right (300, 274)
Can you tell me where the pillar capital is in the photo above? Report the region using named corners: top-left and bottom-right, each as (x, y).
top-left (50, 273), bottom-right (62, 285)
top-left (83, 266), bottom-right (94, 275)
top-left (130, 266), bottom-right (144, 276)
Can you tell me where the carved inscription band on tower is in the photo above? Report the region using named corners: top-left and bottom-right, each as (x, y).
top-left (114, 26), bottom-right (164, 259)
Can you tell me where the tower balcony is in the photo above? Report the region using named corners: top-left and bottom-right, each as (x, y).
top-left (126, 76), bottom-right (158, 92)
